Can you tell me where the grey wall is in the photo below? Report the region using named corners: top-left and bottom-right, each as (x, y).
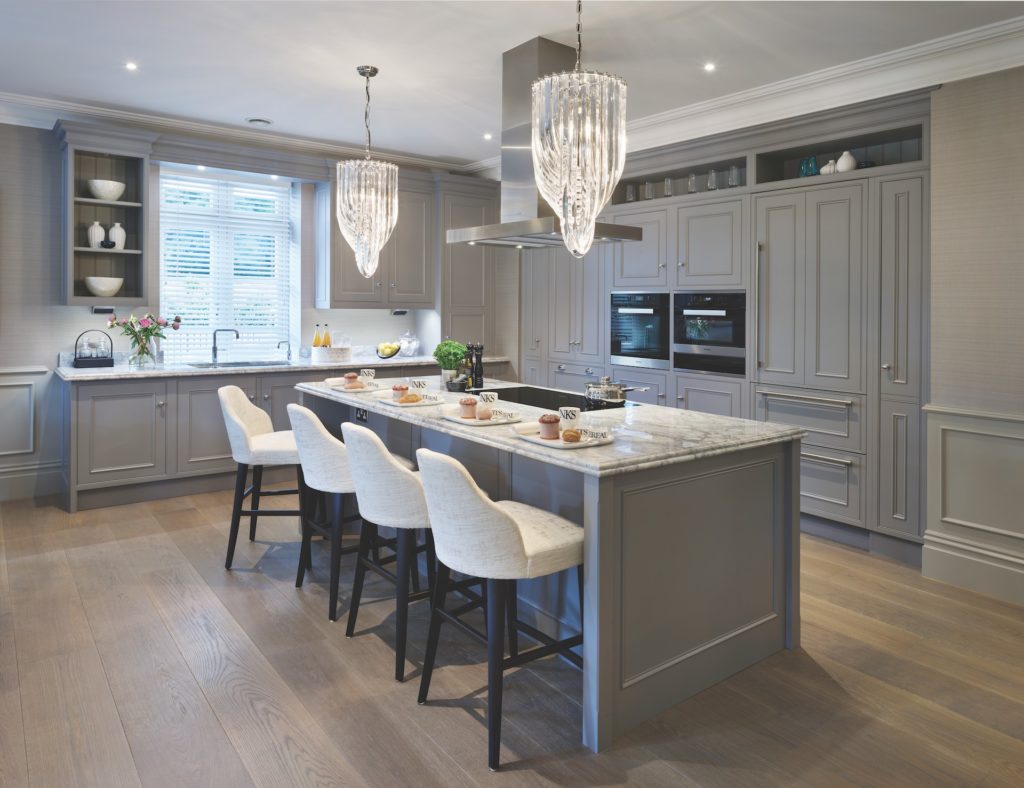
top-left (930, 66), bottom-right (1024, 416)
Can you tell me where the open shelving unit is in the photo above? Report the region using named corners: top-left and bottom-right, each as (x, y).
top-left (611, 155), bottom-right (747, 206)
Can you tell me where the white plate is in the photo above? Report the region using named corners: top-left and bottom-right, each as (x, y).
top-left (377, 392), bottom-right (443, 408)
top-left (440, 406), bottom-right (522, 427)
top-left (510, 422), bottom-right (614, 449)
top-left (327, 381), bottom-right (383, 394)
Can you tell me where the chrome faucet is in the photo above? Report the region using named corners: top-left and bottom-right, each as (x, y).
top-left (277, 340), bottom-right (292, 362)
top-left (212, 328), bottom-right (239, 363)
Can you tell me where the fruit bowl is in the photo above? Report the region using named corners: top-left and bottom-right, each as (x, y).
top-left (376, 341), bottom-right (401, 359)
top-left (83, 276), bottom-right (124, 298)
top-left (87, 179), bottom-right (126, 201)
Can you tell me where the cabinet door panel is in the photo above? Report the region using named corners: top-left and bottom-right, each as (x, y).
top-left (575, 247), bottom-right (605, 362)
top-left (387, 189), bottom-right (435, 305)
top-left (77, 380), bottom-right (169, 485)
top-left (805, 184), bottom-right (865, 393)
top-left (609, 367), bottom-right (668, 406)
top-left (800, 447), bottom-right (865, 528)
top-left (755, 193), bottom-right (805, 385)
top-left (675, 199), bottom-right (744, 287)
top-left (675, 374), bottom-right (743, 417)
top-left (444, 194), bottom-right (489, 310)
top-left (520, 359), bottom-right (546, 386)
top-left (176, 375), bottom-right (255, 475)
top-left (754, 385), bottom-right (865, 453)
top-left (331, 187), bottom-right (385, 305)
top-left (878, 398), bottom-right (921, 537)
top-left (547, 250), bottom-right (576, 359)
top-left (447, 312), bottom-right (487, 346)
top-left (879, 177), bottom-right (924, 399)
top-left (610, 208), bottom-right (668, 287)
top-left (549, 361), bottom-right (603, 392)
top-left (260, 373), bottom-right (320, 433)
top-left (521, 249), bottom-right (549, 361)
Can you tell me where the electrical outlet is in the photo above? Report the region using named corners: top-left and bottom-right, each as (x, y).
top-left (355, 407), bottom-right (368, 423)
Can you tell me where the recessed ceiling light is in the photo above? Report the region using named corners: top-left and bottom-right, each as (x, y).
top-left (246, 117), bottom-right (273, 127)
top-left (483, 132), bottom-right (493, 141)
top-left (124, 61), bottom-right (138, 71)
top-left (703, 62), bottom-right (716, 73)
top-left (196, 165), bottom-right (206, 171)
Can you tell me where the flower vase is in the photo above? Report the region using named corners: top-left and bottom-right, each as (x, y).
top-left (130, 338), bottom-right (156, 367)
top-left (109, 222), bottom-right (127, 250)
top-left (87, 221), bottom-right (105, 249)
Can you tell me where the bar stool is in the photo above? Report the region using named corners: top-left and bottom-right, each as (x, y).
top-left (286, 403), bottom-right (366, 621)
top-left (340, 422), bottom-right (435, 682)
top-left (415, 448), bottom-right (584, 772)
top-left (218, 385), bottom-right (301, 570)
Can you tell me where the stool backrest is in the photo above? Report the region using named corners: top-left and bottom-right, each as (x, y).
top-left (218, 385), bottom-right (273, 463)
top-left (415, 448), bottom-right (527, 579)
top-left (340, 422), bottom-right (428, 529)
top-left (287, 404), bottom-right (353, 494)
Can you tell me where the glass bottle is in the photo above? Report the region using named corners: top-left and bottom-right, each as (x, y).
top-left (663, 176), bottom-right (674, 197)
top-left (727, 165), bottom-right (740, 188)
top-left (807, 156), bottom-right (819, 176)
top-left (322, 324), bottom-right (332, 348)
top-left (642, 181), bottom-right (654, 200)
top-left (687, 172), bottom-right (698, 193)
top-left (312, 324), bottom-right (322, 348)
top-left (707, 169), bottom-right (718, 191)
top-left (625, 184), bottom-right (636, 202)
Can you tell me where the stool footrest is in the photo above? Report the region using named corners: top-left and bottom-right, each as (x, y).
top-left (239, 508), bottom-right (301, 517)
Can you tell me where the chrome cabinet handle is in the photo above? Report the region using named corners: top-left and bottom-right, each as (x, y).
top-left (249, 395), bottom-right (256, 403)
top-left (390, 283), bottom-right (396, 288)
top-left (263, 393), bottom-right (271, 401)
top-left (534, 338), bottom-right (541, 345)
top-left (658, 262), bottom-right (666, 269)
top-left (801, 452), bottom-right (854, 467)
top-left (759, 389), bottom-right (854, 408)
top-left (753, 241), bottom-right (763, 369)
top-left (156, 400), bottom-right (165, 408)
top-left (657, 392), bottom-right (666, 399)
top-left (585, 367), bottom-right (594, 374)
top-left (376, 282), bottom-right (382, 288)
top-left (677, 261), bottom-right (685, 268)
top-left (557, 364), bottom-right (566, 371)
top-left (676, 395), bottom-right (686, 402)
top-left (881, 363), bottom-right (892, 371)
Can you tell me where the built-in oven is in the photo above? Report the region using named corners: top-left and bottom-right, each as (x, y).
top-left (673, 291), bottom-right (746, 376)
top-left (609, 292), bottom-right (671, 370)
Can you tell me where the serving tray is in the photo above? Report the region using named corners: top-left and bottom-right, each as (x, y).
top-left (440, 405), bottom-right (522, 427)
top-left (326, 380), bottom-right (383, 394)
top-left (510, 422), bottom-right (614, 450)
top-left (376, 392), bottom-right (443, 408)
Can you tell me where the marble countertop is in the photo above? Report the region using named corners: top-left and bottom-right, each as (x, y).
top-left (298, 378), bottom-right (804, 478)
top-left (54, 355), bottom-right (510, 382)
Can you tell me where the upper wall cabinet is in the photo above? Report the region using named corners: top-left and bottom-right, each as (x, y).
top-left (608, 207), bottom-right (669, 288)
top-left (321, 176), bottom-right (437, 309)
top-left (56, 121), bottom-right (158, 306)
top-left (674, 198), bottom-right (745, 288)
top-left (441, 181), bottom-right (498, 345)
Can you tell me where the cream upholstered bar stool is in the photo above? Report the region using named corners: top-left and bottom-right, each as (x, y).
top-left (286, 403), bottom-right (365, 621)
top-left (415, 448), bottom-right (584, 772)
top-left (340, 421), bottom-right (436, 682)
top-left (218, 385), bottom-right (302, 570)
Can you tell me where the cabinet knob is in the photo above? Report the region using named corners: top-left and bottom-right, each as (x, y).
top-left (263, 393), bottom-right (271, 401)
top-left (376, 282), bottom-right (382, 288)
top-left (390, 283), bottom-right (396, 288)
top-left (585, 368), bottom-right (594, 374)
top-left (557, 364), bottom-right (566, 371)
top-left (678, 261), bottom-right (685, 267)
top-left (881, 363), bottom-right (892, 371)
top-left (249, 395), bottom-right (256, 403)
top-left (658, 263), bottom-right (666, 269)
top-left (156, 400), bottom-right (165, 408)
top-left (657, 393), bottom-right (666, 399)
top-left (676, 395), bottom-right (686, 402)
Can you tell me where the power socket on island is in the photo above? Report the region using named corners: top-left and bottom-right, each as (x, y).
top-left (355, 408), bottom-right (368, 423)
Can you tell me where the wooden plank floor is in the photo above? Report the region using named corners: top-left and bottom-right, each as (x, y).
top-left (2, 489), bottom-right (1023, 787)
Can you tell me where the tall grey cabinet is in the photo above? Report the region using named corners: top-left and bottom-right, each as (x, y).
top-left (440, 181), bottom-right (497, 347)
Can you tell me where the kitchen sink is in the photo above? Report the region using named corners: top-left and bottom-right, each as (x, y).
top-left (187, 360), bottom-right (286, 369)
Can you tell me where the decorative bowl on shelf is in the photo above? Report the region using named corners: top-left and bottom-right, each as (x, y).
top-left (83, 276), bottom-right (124, 298)
top-left (99, 240), bottom-right (116, 249)
top-left (87, 179), bottom-right (126, 201)
top-left (376, 341), bottom-right (401, 359)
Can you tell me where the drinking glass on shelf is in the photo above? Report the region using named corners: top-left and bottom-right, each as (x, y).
top-left (663, 176), bottom-right (674, 197)
top-left (642, 181), bottom-right (654, 200)
top-left (687, 172), bottom-right (698, 193)
top-left (625, 184), bottom-right (636, 202)
top-left (707, 169), bottom-right (718, 190)
top-left (727, 165), bottom-right (741, 188)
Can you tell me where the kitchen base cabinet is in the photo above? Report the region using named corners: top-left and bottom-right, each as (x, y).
top-left (258, 372), bottom-right (322, 431)
top-left (799, 447), bottom-right (865, 529)
top-left (75, 379), bottom-right (170, 487)
top-left (754, 384), bottom-right (865, 454)
top-left (549, 362), bottom-right (604, 392)
top-left (609, 367), bottom-right (668, 406)
top-left (675, 373), bottom-right (744, 417)
top-left (878, 397), bottom-right (921, 537)
top-left (176, 375), bottom-right (255, 476)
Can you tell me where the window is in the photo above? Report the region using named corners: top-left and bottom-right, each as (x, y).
top-left (159, 169), bottom-right (295, 361)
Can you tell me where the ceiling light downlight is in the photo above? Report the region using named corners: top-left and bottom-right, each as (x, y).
top-left (531, 0), bottom-right (626, 258)
top-left (336, 65), bottom-right (398, 279)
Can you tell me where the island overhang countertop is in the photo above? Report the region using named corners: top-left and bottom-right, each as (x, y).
top-left (296, 378), bottom-right (804, 477)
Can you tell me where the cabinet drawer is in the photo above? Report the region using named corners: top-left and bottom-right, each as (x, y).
top-left (754, 385), bottom-right (865, 452)
top-left (549, 361), bottom-right (604, 392)
top-left (675, 373), bottom-right (744, 418)
top-left (609, 366), bottom-right (668, 406)
top-left (800, 447), bottom-right (865, 528)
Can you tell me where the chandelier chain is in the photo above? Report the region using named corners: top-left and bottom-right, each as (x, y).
top-left (575, 0), bottom-right (582, 71)
top-left (363, 72), bottom-right (372, 159)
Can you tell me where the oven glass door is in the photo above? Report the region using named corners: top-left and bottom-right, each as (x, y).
top-left (610, 293), bottom-right (670, 367)
top-left (674, 293), bottom-right (746, 349)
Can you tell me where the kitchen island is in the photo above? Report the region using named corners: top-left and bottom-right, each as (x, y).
top-left (298, 378), bottom-right (804, 752)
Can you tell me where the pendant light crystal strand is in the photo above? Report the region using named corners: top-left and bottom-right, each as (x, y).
top-left (532, 0), bottom-right (626, 258)
top-left (336, 65), bottom-right (398, 279)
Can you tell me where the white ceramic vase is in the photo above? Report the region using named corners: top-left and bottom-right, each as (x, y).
top-left (108, 222), bottom-right (126, 250)
top-left (820, 160), bottom-right (837, 175)
top-left (87, 221), bottom-right (105, 249)
top-left (836, 151), bottom-right (857, 173)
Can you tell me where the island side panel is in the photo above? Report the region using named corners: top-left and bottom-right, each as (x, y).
top-left (785, 438), bottom-right (801, 649)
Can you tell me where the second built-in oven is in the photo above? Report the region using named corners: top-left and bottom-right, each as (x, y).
top-left (673, 291), bottom-right (746, 376)
top-left (609, 292), bottom-right (671, 370)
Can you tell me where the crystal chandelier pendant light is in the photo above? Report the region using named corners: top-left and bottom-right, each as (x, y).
top-left (531, 0), bottom-right (627, 258)
top-left (336, 65), bottom-right (399, 279)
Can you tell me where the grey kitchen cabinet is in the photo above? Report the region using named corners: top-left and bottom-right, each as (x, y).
top-left (879, 176), bottom-right (925, 400)
top-left (520, 358), bottom-right (547, 387)
top-left (754, 384), bottom-right (866, 453)
top-left (175, 375), bottom-right (255, 475)
top-left (755, 183), bottom-right (866, 394)
top-left (76, 379), bottom-right (170, 486)
top-left (799, 446), bottom-right (865, 529)
top-left (441, 185), bottom-right (496, 346)
top-left (609, 207), bottom-right (669, 288)
top-left (547, 247), bottom-right (605, 363)
top-left (804, 183), bottom-right (865, 394)
top-left (258, 372), bottom-right (323, 432)
top-left (675, 373), bottom-right (744, 418)
top-left (549, 361), bottom-right (604, 392)
top-left (878, 397), bottom-right (921, 537)
top-left (754, 191), bottom-right (805, 386)
top-left (609, 366), bottom-right (668, 406)
top-left (521, 248), bottom-right (550, 362)
top-left (674, 198), bottom-right (745, 287)
top-left (384, 187), bottom-right (435, 305)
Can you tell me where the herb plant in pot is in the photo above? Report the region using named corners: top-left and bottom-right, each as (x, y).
top-left (433, 339), bottom-right (467, 387)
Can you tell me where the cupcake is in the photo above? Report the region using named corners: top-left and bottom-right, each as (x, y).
top-left (538, 413), bottom-right (561, 440)
top-left (392, 383), bottom-right (409, 401)
top-left (459, 397), bottom-right (478, 419)
top-left (344, 371), bottom-right (359, 382)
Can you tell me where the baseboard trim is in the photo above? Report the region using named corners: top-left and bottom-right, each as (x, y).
top-left (923, 534), bottom-right (1024, 606)
top-left (801, 514), bottom-right (922, 567)
top-left (0, 461), bottom-right (63, 502)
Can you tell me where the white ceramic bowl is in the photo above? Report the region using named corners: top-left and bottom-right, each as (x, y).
top-left (87, 179), bottom-right (126, 201)
top-left (84, 276), bottom-right (124, 298)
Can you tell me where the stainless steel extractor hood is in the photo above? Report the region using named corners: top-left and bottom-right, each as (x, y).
top-left (446, 37), bottom-right (641, 250)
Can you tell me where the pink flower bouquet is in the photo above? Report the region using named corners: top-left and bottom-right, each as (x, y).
top-left (106, 313), bottom-right (181, 365)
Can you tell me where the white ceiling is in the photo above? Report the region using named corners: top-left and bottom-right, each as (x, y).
top-left (1, 1), bottom-right (1023, 166)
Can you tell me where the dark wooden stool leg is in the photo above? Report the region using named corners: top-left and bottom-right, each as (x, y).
top-left (224, 463), bottom-right (248, 570)
top-left (410, 531), bottom-right (422, 594)
top-left (295, 467), bottom-right (313, 588)
top-left (328, 492), bottom-right (345, 622)
top-left (248, 465), bottom-right (263, 541)
top-left (486, 578), bottom-right (507, 772)
top-left (507, 580), bottom-right (519, 658)
top-left (424, 530), bottom-right (436, 596)
top-left (394, 528), bottom-right (415, 681)
top-left (418, 561), bottom-right (451, 704)
top-left (346, 522), bottom-right (374, 637)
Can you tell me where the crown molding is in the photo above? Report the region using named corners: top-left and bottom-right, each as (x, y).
top-left (469, 15), bottom-right (1024, 177)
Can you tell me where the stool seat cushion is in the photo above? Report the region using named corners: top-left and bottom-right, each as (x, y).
top-left (247, 430), bottom-right (300, 465)
top-left (494, 501), bottom-right (584, 579)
